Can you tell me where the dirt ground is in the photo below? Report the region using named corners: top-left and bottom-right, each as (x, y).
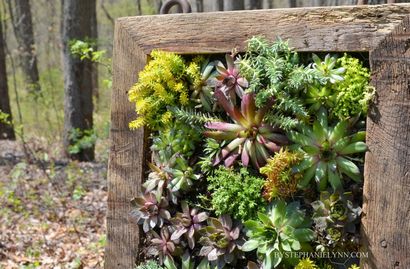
top-left (0, 140), bottom-right (107, 269)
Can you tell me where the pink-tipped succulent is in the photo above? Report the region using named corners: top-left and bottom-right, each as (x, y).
top-left (131, 192), bottom-right (171, 232)
top-left (148, 226), bottom-right (180, 264)
top-left (198, 215), bottom-right (245, 267)
top-left (204, 90), bottom-right (288, 168)
top-left (170, 200), bottom-right (209, 249)
top-left (216, 53), bottom-right (248, 104)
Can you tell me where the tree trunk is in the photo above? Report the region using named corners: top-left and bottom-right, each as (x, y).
top-left (263, 0), bottom-right (274, 8)
top-left (155, 0), bottom-right (162, 14)
top-left (90, 1), bottom-right (99, 104)
top-left (196, 0), bottom-right (204, 12)
top-left (224, 0), bottom-right (244, 10)
top-left (0, 15), bottom-right (15, 140)
top-left (7, 0), bottom-right (41, 94)
top-left (62, 0), bottom-right (95, 161)
top-left (246, 0), bottom-right (262, 9)
top-left (289, 0), bottom-right (297, 7)
top-left (136, 0), bottom-right (142, 15)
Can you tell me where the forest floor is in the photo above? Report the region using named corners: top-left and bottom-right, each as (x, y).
top-left (0, 140), bottom-right (107, 269)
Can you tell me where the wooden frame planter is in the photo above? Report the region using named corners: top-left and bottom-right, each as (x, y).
top-left (106, 4), bottom-right (410, 269)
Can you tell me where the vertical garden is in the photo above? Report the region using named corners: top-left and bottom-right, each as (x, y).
top-left (128, 37), bottom-right (373, 269)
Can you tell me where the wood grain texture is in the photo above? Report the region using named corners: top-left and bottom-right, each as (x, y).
top-left (118, 4), bottom-right (410, 54)
top-left (107, 4), bottom-right (410, 268)
top-left (362, 15), bottom-right (410, 269)
top-left (105, 21), bottom-right (148, 269)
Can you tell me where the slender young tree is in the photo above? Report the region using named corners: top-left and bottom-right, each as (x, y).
top-left (0, 14), bottom-right (15, 140)
top-left (224, 0), bottom-right (244, 10)
top-left (6, 0), bottom-right (41, 94)
top-left (196, 0), bottom-right (204, 12)
top-left (61, 0), bottom-right (96, 161)
top-left (246, 0), bottom-right (262, 9)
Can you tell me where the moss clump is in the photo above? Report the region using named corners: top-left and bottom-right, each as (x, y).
top-left (207, 167), bottom-right (266, 221)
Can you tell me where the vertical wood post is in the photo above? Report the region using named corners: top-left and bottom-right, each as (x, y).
top-left (362, 15), bottom-right (410, 269)
top-left (105, 21), bottom-right (148, 269)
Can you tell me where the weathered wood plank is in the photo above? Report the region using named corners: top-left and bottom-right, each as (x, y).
top-left (362, 15), bottom-right (410, 269)
top-left (119, 4), bottom-right (410, 54)
top-left (105, 21), bottom-right (148, 269)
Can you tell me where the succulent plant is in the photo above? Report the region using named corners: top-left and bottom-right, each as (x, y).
top-left (304, 84), bottom-right (336, 113)
top-left (260, 148), bottom-right (304, 201)
top-left (289, 108), bottom-right (367, 191)
top-left (295, 258), bottom-right (319, 269)
top-left (131, 192), bottom-right (171, 232)
top-left (151, 120), bottom-right (201, 160)
top-left (311, 191), bottom-right (361, 251)
top-left (215, 53), bottom-right (248, 104)
top-left (162, 251), bottom-right (198, 269)
top-left (147, 226), bottom-right (181, 264)
top-left (170, 201), bottom-right (209, 249)
top-left (243, 201), bottom-right (314, 268)
top-left (199, 138), bottom-right (228, 174)
top-left (188, 57), bottom-right (216, 112)
top-left (144, 162), bottom-right (173, 201)
top-left (128, 50), bottom-right (195, 130)
top-left (167, 157), bottom-right (201, 193)
top-left (311, 54), bottom-right (345, 84)
top-left (198, 215), bottom-right (245, 268)
top-left (135, 260), bottom-right (164, 269)
top-left (204, 90), bottom-right (288, 168)
top-left (207, 166), bottom-right (266, 221)
top-left (331, 54), bottom-right (374, 120)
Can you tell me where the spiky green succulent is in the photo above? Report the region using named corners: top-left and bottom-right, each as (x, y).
top-left (188, 57), bottom-right (216, 112)
top-left (167, 157), bottom-right (200, 193)
top-left (311, 54), bottom-right (345, 84)
top-left (198, 215), bottom-right (245, 268)
top-left (243, 201), bottom-right (314, 268)
top-left (204, 91), bottom-right (288, 168)
top-left (304, 84), bottom-right (336, 113)
top-left (289, 108), bottom-right (367, 191)
top-left (311, 191), bottom-right (361, 251)
top-left (151, 120), bottom-right (201, 160)
top-left (171, 201), bottom-right (209, 249)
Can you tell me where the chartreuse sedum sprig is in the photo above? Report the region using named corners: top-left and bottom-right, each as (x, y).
top-left (128, 50), bottom-right (200, 130)
top-left (243, 201), bottom-right (314, 268)
top-left (332, 54), bottom-right (374, 120)
top-left (260, 148), bottom-right (304, 201)
top-left (304, 54), bottom-right (374, 120)
top-left (289, 108), bottom-right (367, 191)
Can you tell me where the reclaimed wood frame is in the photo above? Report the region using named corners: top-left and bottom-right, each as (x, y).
top-left (106, 4), bottom-right (410, 269)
